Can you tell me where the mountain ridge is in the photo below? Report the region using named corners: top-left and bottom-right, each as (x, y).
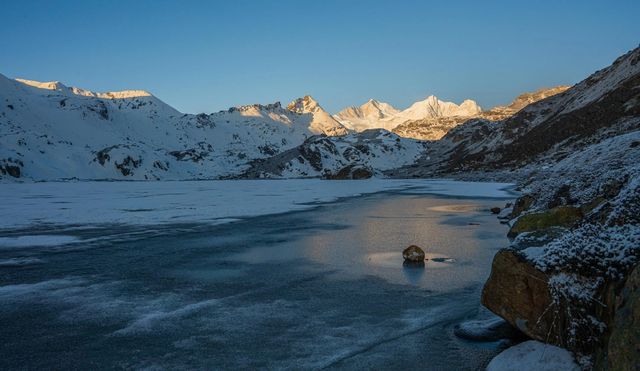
top-left (334, 95), bottom-right (482, 133)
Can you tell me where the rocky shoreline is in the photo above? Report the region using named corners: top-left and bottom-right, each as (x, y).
top-left (478, 156), bottom-right (639, 369)
top-left (406, 47), bottom-right (640, 370)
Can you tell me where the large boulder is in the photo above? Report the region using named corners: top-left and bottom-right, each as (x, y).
top-left (402, 245), bottom-right (425, 262)
top-left (482, 248), bottom-right (639, 361)
top-left (481, 250), bottom-right (558, 342)
top-left (507, 206), bottom-right (583, 237)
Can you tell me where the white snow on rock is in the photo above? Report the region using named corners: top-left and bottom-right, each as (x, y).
top-left (486, 341), bottom-right (579, 371)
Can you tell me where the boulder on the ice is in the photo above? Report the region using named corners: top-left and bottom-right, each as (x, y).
top-left (402, 245), bottom-right (425, 262)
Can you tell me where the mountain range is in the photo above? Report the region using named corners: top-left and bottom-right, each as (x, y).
top-left (0, 47), bottom-right (636, 182)
top-left (2, 45), bottom-right (638, 368)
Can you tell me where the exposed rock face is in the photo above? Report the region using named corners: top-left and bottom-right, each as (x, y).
top-left (324, 164), bottom-right (373, 180)
top-left (605, 265), bottom-right (640, 370)
top-left (481, 250), bottom-right (557, 341)
top-left (402, 245), bottom-right (425, 262)
top-left (392, 115), bottom-right (475, 141)
top-left (0, 158), bottom-right (22, 178)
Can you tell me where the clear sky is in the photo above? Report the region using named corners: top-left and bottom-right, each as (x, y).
top-left (1, 0), bottom-right (638, 114)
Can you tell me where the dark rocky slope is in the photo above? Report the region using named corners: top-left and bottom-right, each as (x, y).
top-left (416, 47), bottom-right (640, 369)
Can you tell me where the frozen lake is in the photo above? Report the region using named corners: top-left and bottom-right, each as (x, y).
top-left (0, 179), bottom-right (515, 369)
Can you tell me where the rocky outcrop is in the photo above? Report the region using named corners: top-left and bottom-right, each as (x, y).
top-left (324, 165), bottom-right (373, 180)
top-left (0, 158), bottom-right (22, 178)
top-left (484, 166), bottom-right (640, 367)
top-left (481, 250), bottom-right (557, 341)
top-left (603, 265), bottom-right (640, 370)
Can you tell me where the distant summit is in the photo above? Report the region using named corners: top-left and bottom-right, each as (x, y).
top-left (334, 95), bottom-right (482, 134)
top-left (287, 95), bottom-right (348, 136)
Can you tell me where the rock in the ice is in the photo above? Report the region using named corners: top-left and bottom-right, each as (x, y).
top-left (402, 245), bottom-right (425, 262)
top-left (454, 317), bottom-right (523, 342)
top-left (490, 207), bottom-right (501, 214)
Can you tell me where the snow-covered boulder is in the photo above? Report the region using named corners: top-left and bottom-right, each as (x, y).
top-left (453, 316), bottom-right (522, 342)
top-left (487, 341), bottom-right (579, 371)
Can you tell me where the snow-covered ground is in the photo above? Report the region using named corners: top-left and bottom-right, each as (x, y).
top-left (0, 179), bottom-right (514, 232)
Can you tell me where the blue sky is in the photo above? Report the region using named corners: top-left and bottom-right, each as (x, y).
top-left (1, 0), bottom-right (638, 113)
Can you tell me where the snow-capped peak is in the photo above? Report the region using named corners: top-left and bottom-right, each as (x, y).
top-left (334, 95), bottom-right (481, 133)
top-left (402, 95), bottom-right (482, 121)
top-left (360, 99), bottom-right (400, 117)
top-left (287, 95), bottom-right (321, 113)
top-left (287, 96), bottom-right (348, 136)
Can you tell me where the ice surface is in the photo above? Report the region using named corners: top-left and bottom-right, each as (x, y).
top-left (0, 235), bottom-right (79, 248)
top-left (0, 179), bottom-right (514, 229)
top-left (0, 181), bottom-right (513, 369)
